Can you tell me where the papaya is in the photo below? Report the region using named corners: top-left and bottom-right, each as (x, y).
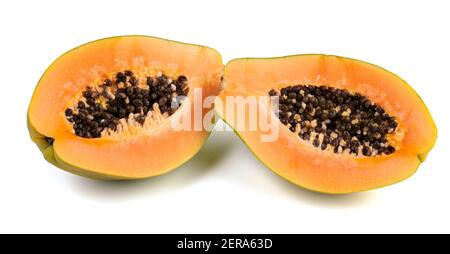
top-left (28, 35), bottom-right (223, 179)
top-left (215, 54), bottom-right (437, 194)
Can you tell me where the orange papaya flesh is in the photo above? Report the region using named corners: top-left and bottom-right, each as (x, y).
top-left (216, 54), bottom-right (436, 194)
top-left (28, 36), bottom-right (223, 179)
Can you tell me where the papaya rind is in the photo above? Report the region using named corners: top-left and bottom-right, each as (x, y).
top-left (28, 116), bottom-right (214, 180)
top-left (218, 116), bottom-right (420, 195)
top-left (218, 54), bottom-right (436, 194)
top-left (27, 35), bottom-right (222, 180)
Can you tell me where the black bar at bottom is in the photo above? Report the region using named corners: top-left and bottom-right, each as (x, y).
top-left (0, 234), bottom-right (446, 252)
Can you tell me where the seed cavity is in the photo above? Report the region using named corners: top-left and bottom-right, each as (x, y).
top-left (65, 70), bottom-right (189, 139)
top-left (269, 85), bottom-right (398, 157)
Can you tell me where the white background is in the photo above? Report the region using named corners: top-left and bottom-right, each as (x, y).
top-left (1, 0), bottom-right (449, 233)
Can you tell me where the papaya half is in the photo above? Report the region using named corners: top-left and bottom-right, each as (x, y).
top-left (28, 35), bottom-right (223, 179)
top-left (215, 54), bottom-right (437, 194)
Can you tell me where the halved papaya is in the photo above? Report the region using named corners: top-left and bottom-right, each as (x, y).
top-left (216, 54), bottom-right (437, 194)
top-left (28, 35), bottom-right (223, 179)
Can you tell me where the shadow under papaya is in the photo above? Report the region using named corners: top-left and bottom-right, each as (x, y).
top-left (67, 131), bottom-right (235, 200)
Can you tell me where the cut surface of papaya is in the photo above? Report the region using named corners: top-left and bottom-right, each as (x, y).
top-left (28, 35), bottom-right (223, 179)
top-left (216, 54), bottom-right (436, 194)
